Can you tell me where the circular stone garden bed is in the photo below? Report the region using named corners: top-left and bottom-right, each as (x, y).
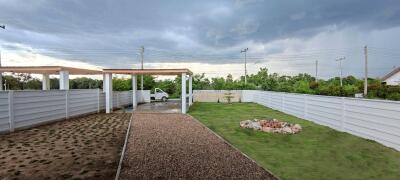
top-left (240, 119), bottom-right (302, 134)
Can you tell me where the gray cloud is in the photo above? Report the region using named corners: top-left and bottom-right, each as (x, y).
top-left (0, 0), bottom-right (399, 77)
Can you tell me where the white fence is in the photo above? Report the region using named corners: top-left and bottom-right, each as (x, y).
top-left (194, 90), bottom-right (400, 151)
top-left (0, 89), bottom-right (150, 133)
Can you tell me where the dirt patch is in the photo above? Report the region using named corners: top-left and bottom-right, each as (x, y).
top-left (0, 113), bottom-right (130, 180)
top-left (120, 113), bottom-right (276, 179)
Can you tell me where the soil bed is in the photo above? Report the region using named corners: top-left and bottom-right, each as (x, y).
top-left (0, 113), bottom-right (130, 180)
top-left (119, 112), bottom-right (276, 179)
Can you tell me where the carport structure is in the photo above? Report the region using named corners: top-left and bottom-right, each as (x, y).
top-left (102, 68), bottom-right (193, 114)
top-left (0, 66), bottom-right (102, 90)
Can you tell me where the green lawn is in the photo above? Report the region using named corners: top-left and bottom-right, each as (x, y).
top-left (189, 102), bottom-right (400, 180)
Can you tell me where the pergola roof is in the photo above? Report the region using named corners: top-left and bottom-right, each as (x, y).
top-left (0, 66), bottom-right (193, 76)
top-left (0, 66), bottom-right (102, 75)
top-left (102, 68), bottom-right (193, 75)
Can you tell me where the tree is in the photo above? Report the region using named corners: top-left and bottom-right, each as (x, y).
top-left (24, 79), bottom-right (41, 90)
top-left (211, 77), bottom-right (225, 90)
top-left (192, 73), bottom-right (211, 90)
top-left (113, 78), bottom-right (131, 91)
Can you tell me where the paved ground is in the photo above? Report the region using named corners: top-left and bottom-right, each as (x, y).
top-left (135, 99), bottom-right (183, 113)
top-left (119, 113), bottom-right (276, 179)
top-left (0, 113), bottom-right (130, 180)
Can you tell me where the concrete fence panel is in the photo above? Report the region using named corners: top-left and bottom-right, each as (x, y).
top-left (304, 95), bottom-right (343, 130)
top-left (0, 92), bottom-right (10, 132)
top-left (13, 91), bottom-right (66, 130)
top-left (99, 92), bottom-right (106, 110)
top-left (0, 89), bottom-right (135, 133)
top-left (137, 90), bottom-right (151, 103)
top-left (193, 90), bottom-right (242, 102)
top-left (68, 89), bottom-right (99, 117)
top-left (343, 98), bottom-right (400, 150)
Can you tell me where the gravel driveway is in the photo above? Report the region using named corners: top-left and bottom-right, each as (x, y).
top-left (119, 113), bottom-right (276, 179)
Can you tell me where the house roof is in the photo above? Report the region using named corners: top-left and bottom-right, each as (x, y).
top-left (381, 67), bottom-right (400, 81)
top-left (0, 66), bottom-right (103, 75)
top-left (102, 68), bottom-right (193, 75)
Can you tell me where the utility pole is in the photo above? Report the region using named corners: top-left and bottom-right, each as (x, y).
top-left (315, 60), bottom-right (318, 82)
top-left (241, 48), bottom-right (248, 84)
top-left (0, 24), bottom-right (5, 91)
top-left (364, 46), bottom-right (368, 96)
top-left (336, 57), bottom-right (346, 87)
top-left (140, 46), bottom-right (144, 90)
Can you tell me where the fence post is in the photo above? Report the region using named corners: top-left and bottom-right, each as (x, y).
top-left (117, 93), bottom-right (120, 108)
top-left (268, 91), bottom-right (271, 107)
top-left (97, 89), bottom-right (100, 113)
top-left (341, 97), bottom-right (346, 132)
top-left (304, 94), bottom-right (308, 119)
top-left (8, 91), bottom-right (14, 132)
top-left (65, 90), bottom-right (69, 119)
top-left (282, 93), bottom-right (285, 112)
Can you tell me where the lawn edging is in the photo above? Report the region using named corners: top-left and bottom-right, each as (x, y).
top-left (114, 113), bottom-right (133, 180)
top-left (187, 114), bottom-right (281, 180)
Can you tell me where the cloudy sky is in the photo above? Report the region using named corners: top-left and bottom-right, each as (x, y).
top-left (0, 0), bottom-right (399, 79)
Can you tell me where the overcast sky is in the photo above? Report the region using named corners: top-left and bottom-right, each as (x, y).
top-left (0, 0), bottom-right (399, 79)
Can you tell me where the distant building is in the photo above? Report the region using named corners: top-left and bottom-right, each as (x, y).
top-left (381, 67), bottom-right (400, 85)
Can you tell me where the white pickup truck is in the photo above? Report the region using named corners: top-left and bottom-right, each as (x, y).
top-left (150, 88), bottom-right (169, 102)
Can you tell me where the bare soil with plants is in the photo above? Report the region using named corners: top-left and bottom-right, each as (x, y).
top-left (0, 113), bottom-right (130, 180)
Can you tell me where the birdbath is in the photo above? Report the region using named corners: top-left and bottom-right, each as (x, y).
top-left (224, 91), bottom-right (235, 104)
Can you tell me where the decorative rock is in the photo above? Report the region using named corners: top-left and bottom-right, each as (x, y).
top-left (282, 127), bottom-right (293, 134)
top-left (239, 120), bottom-right (253, 128)
top-left (239, 119), bottom-right (302, 134)
top-left (261, 126), bottom-right (272, 133)
top-left (292, 124), bottom-right (302, 133)
top-left (250, 122), bottom-right (262, 130)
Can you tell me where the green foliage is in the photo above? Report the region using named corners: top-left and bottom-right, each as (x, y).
top-left (342, 84), bottom-right (359, 97)
top-left (211, 77), bottom-right (226, 90)
top-left (112, 78), bottom-right (131, 91)
top-left (24, 79), bottom-right (42, 90)
top-left (293, 81), bottom-right (313, 94)
top-left (70, 77), bottom-right (101, 89)
top-left (137, 75), bottom-right (156, 91)
top-left (387, 93), bottom-right (400, 101)
top-left (1, 68), bottom-right (398, 101)
top-left (192, 73), bottom-right (211, 90)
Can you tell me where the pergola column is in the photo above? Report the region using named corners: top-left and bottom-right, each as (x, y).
top-left (189, 75), bottom-right (193, 106)
top-left (59, 71), bottom-right (69, 90)
top-left (131, 75), bottom-right (137, 110)
top-left (104, 73), bottom-right (113, 113)
top-left (102, 74), bottom-right (107, 92)
top-left (181, 73), bottom-right (187, 114)
top-left (0, 72), bottom-right (3, 91)
top-left (42, 74), bottom-right (50, 90)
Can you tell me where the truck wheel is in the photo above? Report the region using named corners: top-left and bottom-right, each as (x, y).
top-left (162, 97), bottom-right (167, 102)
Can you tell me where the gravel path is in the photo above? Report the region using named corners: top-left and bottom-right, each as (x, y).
top-left (119, 113), bottom-right (276, 179)
top-left (0, 113), bottom-right (131, 180)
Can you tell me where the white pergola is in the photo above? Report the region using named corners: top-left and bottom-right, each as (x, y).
top-left (0, 66), bottom-right (193, 114)
top-left (102, 68), bottom-right (193, 114)
top-left (0, 66), bottom-right (102, 90)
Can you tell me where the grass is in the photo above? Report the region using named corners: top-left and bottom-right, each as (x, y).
top-left (189, 102), bottom-right (400, 180)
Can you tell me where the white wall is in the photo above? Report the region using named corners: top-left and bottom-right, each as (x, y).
top-left (194, 90), bottom-right (400, 151)
top-left (384, 72), bottom-right (400, 85)
top-left (137, 90), bottom-right (151, 103)
top-left (0, 89), bottom-right (138, 133)
top-left (193, 90), bottom-right (242, 102)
